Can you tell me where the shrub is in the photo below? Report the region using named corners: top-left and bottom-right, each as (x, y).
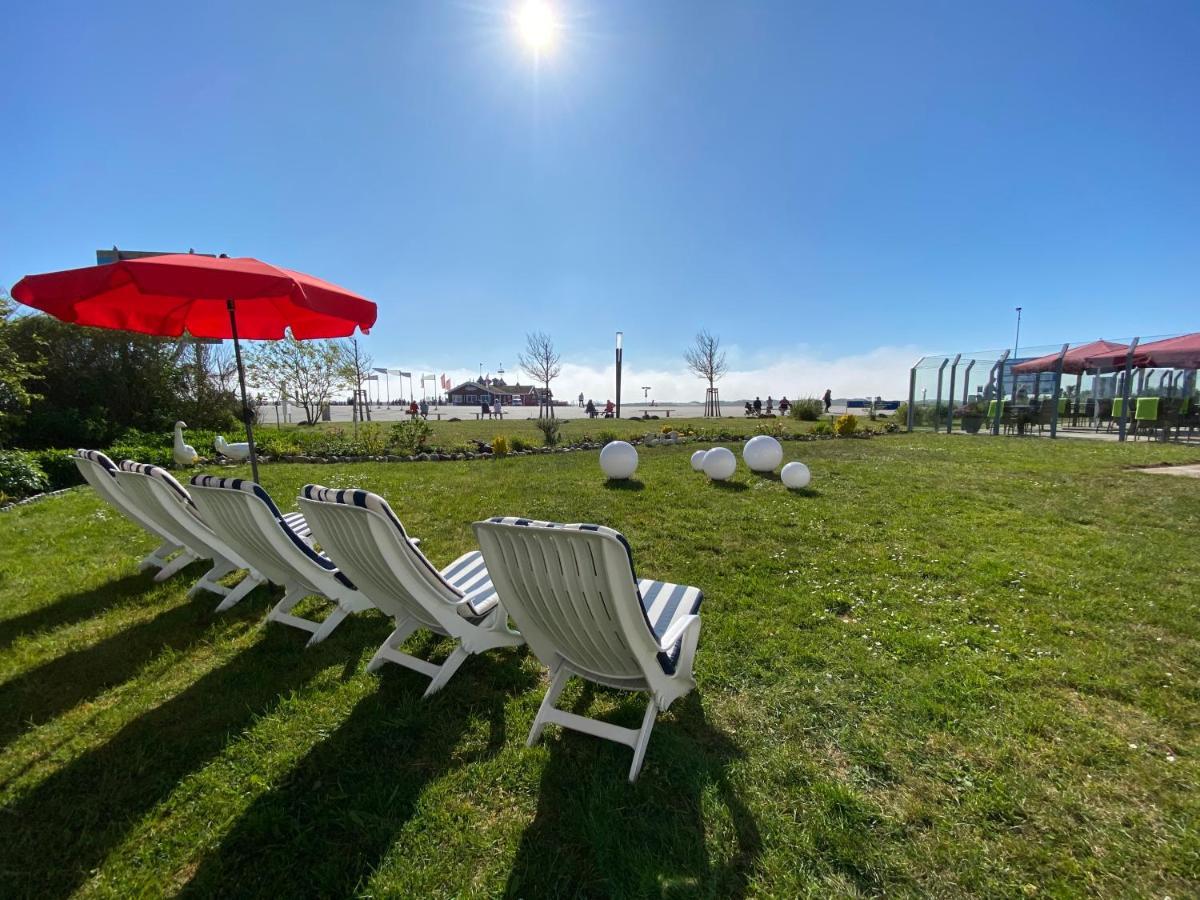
top-left (254, 431), bottom-right (302, 458)
top-left (35, 449), bottom-right (84, 491)
top-left (833, 414), bottom-right (858, 436)
top-left (0, 449), bottom-right (49, 501)
top-left (535, 417), bottom-right (561, 447)
top-left (597, 430), bottom-right (620, 446)
top-left (756, 419), bottom-right (787, 438)
top-left (106, 442), bottom-right (174, 468)
top-left (491, 435), bottom-right (509, 457)
top-left (790, 397), bottom-right (824, 421)
top-left (812, 421), bottom-right (833, 436)
top-left (510, 436), bottom-right (532, 452)
top-left (390, 419), bottom-right (433, 455)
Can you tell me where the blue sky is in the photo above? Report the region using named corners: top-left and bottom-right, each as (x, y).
top-left (2, 1), bottom-right (1197, 399)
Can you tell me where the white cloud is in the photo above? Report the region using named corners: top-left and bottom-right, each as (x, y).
top-left (385, 344), bottom-right (921, 403)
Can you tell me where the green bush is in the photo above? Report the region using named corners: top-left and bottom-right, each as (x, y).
top-left (35, 449), bottom-right (84, 491)
top-left (105, 443), bottom-right (175, 468)
top-left (790, 397), bottom-right (824, 421)
top-left (491, 435), bottom-right (509, 457)
top-left (812, 421), bottom-right (833, 436)
top-left (0, 450), bottom-right (49, 501)
top-left (390, 419), bottom-right (433, 455)
top-left (254, 431), bottom-right (303, 458)
top-left (597, 430), bottom-right (620, 446)
top-left (509, 436), bottom-right (533, 452)
top-left (535, 418), bottom-right (561, 447)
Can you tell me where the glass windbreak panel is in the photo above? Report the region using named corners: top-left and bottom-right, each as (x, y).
top-left (910, 356), bottom-right (950, 430)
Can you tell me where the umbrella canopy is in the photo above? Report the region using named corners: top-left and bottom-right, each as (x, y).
top-left (1128, 332), bottom-right (1200, 370)
top-left (1011, 339), bottom-right (1131, 375)
top-left (11, 254), bottom-right (376, 339)
top-left (12, 253), bottom-right (377, 482)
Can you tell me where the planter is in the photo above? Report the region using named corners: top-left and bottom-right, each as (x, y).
top-left (960, 414), bottom-right (984, 434)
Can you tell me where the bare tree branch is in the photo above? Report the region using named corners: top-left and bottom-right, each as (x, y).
top-left (519, 331), bottom-right (562, 418)
top-left (684, 329), bottom-right (728, 391)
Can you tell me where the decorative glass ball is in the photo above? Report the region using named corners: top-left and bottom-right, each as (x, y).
top-left (599, 440), bottom-right (639, 479)
top-left (743, 435), bottom-right (783, 472)
top-left (781, 461), bottom-right (811, 489)
top-left (690, 449), bottom-right (708, 471)
top-left (702, 446), bottom-right (737, 480)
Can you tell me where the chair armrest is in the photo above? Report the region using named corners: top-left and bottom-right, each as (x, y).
top-left (657, 614), bottom-right (702, 678)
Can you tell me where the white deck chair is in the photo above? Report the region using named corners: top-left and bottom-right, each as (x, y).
top-left (472, 517), bottom-right (703, 782)
top-left (73, 450), bottom-right (197, 579)
top-left (114, 461), bottom-right (267, 610)
top-left (297, 485), bottom-right (523, 695)
top-left (188, 476), bottom-right (373, 646)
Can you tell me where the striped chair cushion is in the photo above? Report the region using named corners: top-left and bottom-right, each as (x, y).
top-left (192, 476), bottom-right (351, 588)
top-left (119, 459), bottom-right (195, 508)
top-left (76, 449), bottom-right (118, 476)
top-left (302, 485), bottom-right (488, 609)
top-left (483, 517), bottom-right (703, 674)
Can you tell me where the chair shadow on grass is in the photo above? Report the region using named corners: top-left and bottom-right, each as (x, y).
top-left (0, 570), bottom-right (162, 651)
top-left (175, 646), bottom-right (535, 898)
top-left (0, 605), bottom-right (382, 900)
top-left (0, 578), bottom-right (270, 752)
top-left (709, 480), bottom-right (749, 492)
top-left (503, 689), bottom-right (761, 898)
top-left (602, 478), bottom-right (645, 492)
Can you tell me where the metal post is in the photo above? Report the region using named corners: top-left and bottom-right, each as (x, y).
top-left (615, 331), bottom-right (623, 419)
top-left (1049, 343), bottom-right (1068, 438)
top-left (1117, 337), bottom-right (1140, 441)
top-left (946, 354), bottom-right (961, 432)
top-left (992, 350), bottom-right (1010, 435)
top-left (226, 298), bottom-right (259, 484)
top-left (907, 366), bottom-right (917, 432)
top-left (962, 360), bottom-right (976, 405)
top-left (934, 359), bottom-right (948, 432)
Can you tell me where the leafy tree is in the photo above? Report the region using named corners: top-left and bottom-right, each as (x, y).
top-left (519, 331), bottom-right (561, 419)
top-left (246, 335), bottom-right (345, 425)
top-left (7, 313), bottom-right (235, 448)
top-left (0, 292), bottom-right (40, 446)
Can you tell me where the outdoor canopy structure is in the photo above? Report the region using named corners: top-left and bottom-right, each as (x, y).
top-left (11, 252), bottom-right (378, 481)
top-left (1011, 339), bottom-right (1130, 376)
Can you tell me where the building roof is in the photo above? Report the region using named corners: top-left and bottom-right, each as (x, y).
top-left (448, 380), bottom-right (541, 394)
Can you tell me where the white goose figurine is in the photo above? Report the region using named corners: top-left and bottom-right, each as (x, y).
top-left (173, 421), bottom-right (199, 466)
top-left (214, 434), bottom-right (251, 461)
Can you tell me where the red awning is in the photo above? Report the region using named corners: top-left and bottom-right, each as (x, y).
top-left (1011, 339), bottom-right (1131, 375)
top-left (1130, 332), bottom-right (1200, 370)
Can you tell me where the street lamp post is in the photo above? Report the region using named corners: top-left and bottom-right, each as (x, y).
top-left (615, 331), bottom-right (623, 419)
top-left (1013, 307), bottom-right (1023, 358)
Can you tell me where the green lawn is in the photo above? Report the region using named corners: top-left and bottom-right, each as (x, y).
top-left (0, 434), bottom-right (1197, 897)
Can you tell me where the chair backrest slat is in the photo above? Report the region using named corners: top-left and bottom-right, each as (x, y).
top-left (474, 521), bottom-right (659, 681)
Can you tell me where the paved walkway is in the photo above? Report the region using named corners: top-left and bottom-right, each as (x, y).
top-left (1135, 464), bottom-right (1200, 478)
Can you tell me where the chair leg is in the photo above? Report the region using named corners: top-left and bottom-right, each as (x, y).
top-left (213, 573), bottom-right (264, 612)
top-left (628, 699), bottom-right (660, 783)
top-left (423, 645), bottom-right (471, 697)
top-left (139, 540), bottom-right (181, 572)
top-left (528, 666), bottom-right (571, 747)
top-left (186, 560), bottom-right (237, 596)
top-left (153, 550), bottom-right (200, 583)
top-left (305, 605), bottom-right (353, 647)
top-left (366, 616), bottom-right (420, 673)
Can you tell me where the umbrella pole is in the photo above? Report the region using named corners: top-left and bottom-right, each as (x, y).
top-left (226, 299), bottom-right (260, 483)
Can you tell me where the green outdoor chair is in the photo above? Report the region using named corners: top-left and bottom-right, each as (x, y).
top-left (1133, 397), bottom-right (1160, 441)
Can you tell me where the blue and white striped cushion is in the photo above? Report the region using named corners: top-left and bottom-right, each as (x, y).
top-left (483, 516), bottom-right (703, 675)
top-left (119, 459), bottom-right (196, 508)
top-left (76, 449), bottom-right (118, 476)
top-left (302, 485), bottom-right (488, 604)
top-left (192, 475), bottom-right (352, 588)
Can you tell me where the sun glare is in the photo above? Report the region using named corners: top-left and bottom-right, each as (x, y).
top-left (515, 0), bottom-right (558, 55)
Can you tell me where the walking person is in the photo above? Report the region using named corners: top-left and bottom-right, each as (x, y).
top-left (823, 389), bottom-right (833, 414)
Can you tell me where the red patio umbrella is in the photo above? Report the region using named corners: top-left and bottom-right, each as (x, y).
top-left (1129, 332), bottom-right (1200, 369)
top-left (11, 253), bottom-right (377, 482)
top-left (1011, 339), bottom-right (1130, 375)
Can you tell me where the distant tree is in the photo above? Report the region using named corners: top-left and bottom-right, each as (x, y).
top-left (334, 338), bottom-right (374, 431)
top-left (0, 292), bottom-right (40, 445)
top-left (246, 335), bottom-right (344, 426)
top-left (519, 331), bottom-right (562, 418)
top-left (684, 329), bottom-right (728, 415)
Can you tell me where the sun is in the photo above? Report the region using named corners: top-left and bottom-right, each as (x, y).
top-left (515, 0), bottom-right (559, 55)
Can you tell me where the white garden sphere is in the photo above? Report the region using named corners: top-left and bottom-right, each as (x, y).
top-left (781, 461), bottom-right (811, 489)
top-left (599, 440), bottom-right (639, 479)
top-left (690, 449), bottom-right (708, 471)
top-left (702, 446), bottom-right (737, 481)
top-left (743, 435), bottom-right (784, 472)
